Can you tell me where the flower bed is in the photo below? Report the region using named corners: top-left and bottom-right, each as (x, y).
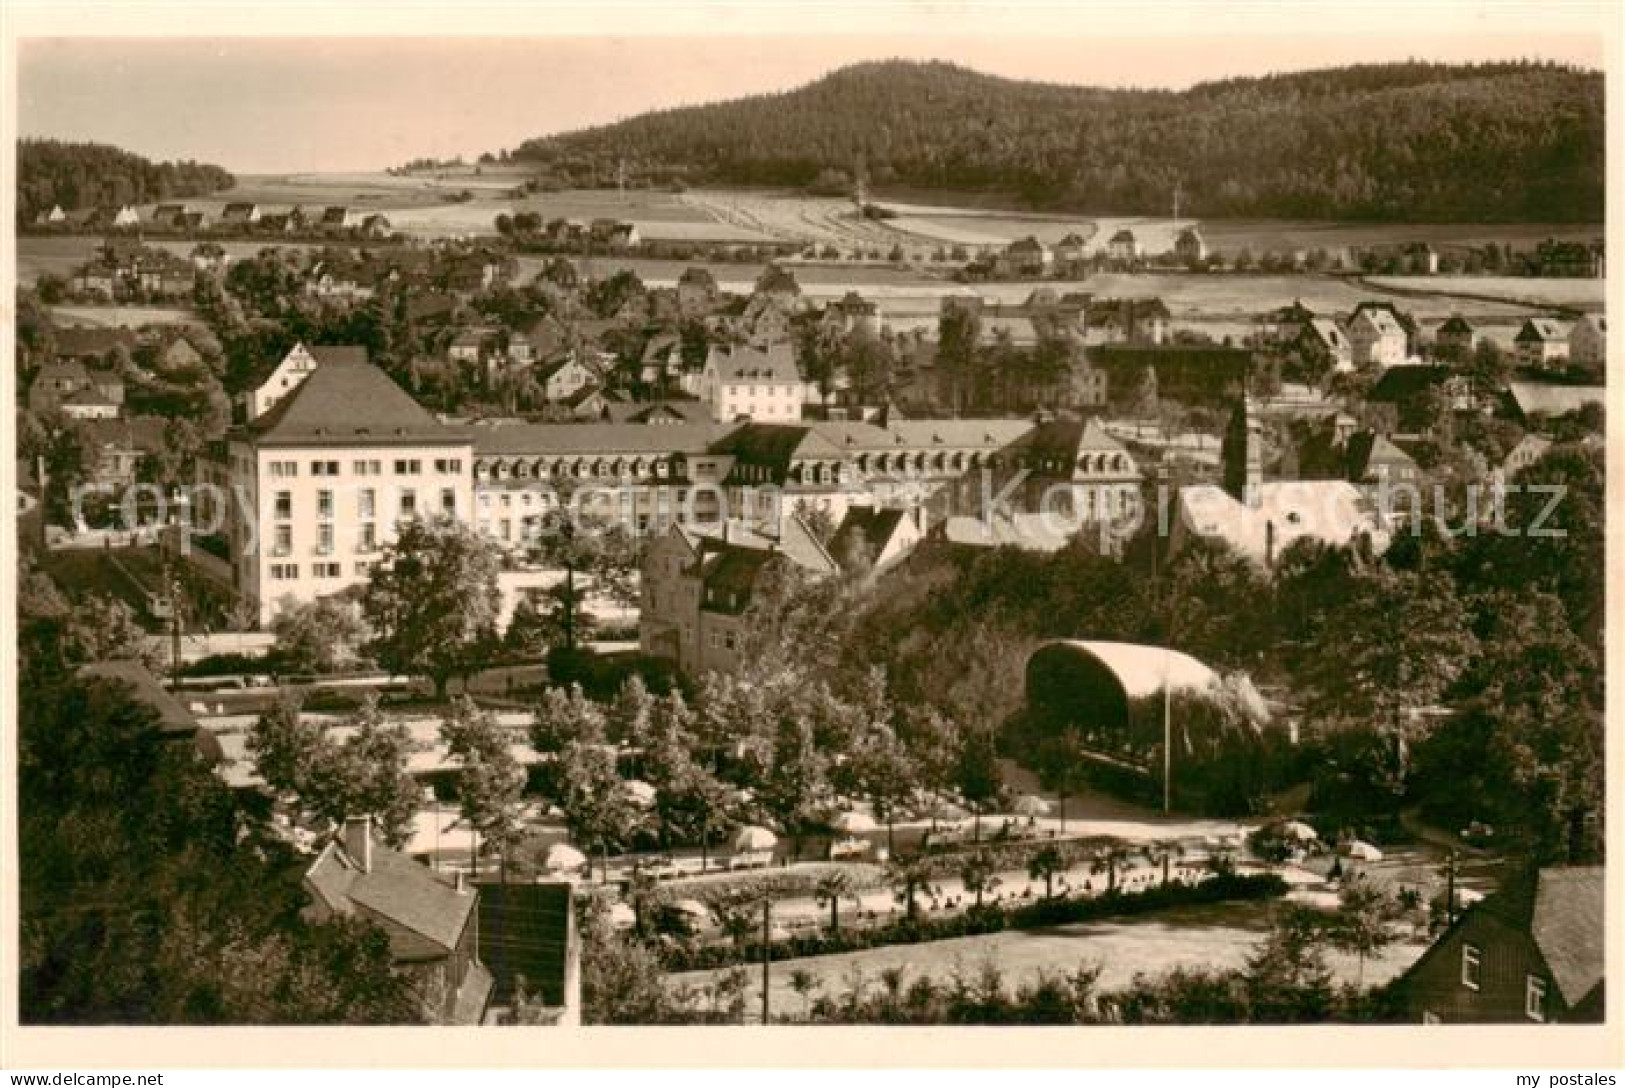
top-left (660, 872), bottom-right (1288, 972)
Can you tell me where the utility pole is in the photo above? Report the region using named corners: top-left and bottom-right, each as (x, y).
top-left (1162, 677), bottom-right (1172, 815)
top-left (760, 897), bottom-right (772, 1025)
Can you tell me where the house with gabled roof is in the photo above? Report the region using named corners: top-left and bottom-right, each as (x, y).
top-left (1397, 866), bottom-right (1602, 1023)
top-left (220, 202), bottom-right (260, 226)
top-left (1567, 313), bottom-right (1606, 369)
top-left (207, 350), bottom-right (474, 625)
top-left (1514, 317), bottom-right (1571, 369)
top-left (830, 505), bottom-right (926, 573)
top-left (1348, 307), bottom-right (1409, 369)
top-left (304, 816), bottom-right (492, 1024)
top-left (1173, 226), bottom-right (1206, 263)
top-left (639, 516), bottom-right (837, 676)
top-left (700, 342), bottom-right (804, 423)
top-left (1106, 228), bottom-right (1139, 261)
top-left (1435, 315), bottom-right (1476, 357)
top-left (677, 266), bottom-right (722, 317)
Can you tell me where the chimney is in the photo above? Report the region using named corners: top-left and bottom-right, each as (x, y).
top-left (344, 815), bottom-right (373, 874)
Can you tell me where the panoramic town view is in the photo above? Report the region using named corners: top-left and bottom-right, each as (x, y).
top-left (11, 31), bottom-right (1606, 1038)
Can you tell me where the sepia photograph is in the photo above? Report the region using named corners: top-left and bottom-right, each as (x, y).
top-left (1, 0), bottom-right (1617, 1072)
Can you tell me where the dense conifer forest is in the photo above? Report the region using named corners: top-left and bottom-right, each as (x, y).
top-left (512, 60), bottom-right (1603, 222)
top-left (18, 139), bottom-right (235, 223)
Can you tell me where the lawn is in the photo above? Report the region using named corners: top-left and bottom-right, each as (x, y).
top-left (675, 897), bottom-right (1431, 1021)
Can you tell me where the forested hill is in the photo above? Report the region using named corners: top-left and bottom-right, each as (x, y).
top-left (17, 139), bottom-right (235, 223)
top-left (511, 60), bottom-right (1603, 222)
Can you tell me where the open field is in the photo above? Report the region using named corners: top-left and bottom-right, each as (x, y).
top-left (1365, 275), bottom-right (1607, 310)
top-left (52, 304), bottom-right (203, 329)
top-left (1201, 219), bottom-right (1605, 255)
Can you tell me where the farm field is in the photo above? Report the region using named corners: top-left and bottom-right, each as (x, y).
top-left (1200, 219), bottom-right (1605, 255)
top-left (1365, 275), bottom-right (1607, 310)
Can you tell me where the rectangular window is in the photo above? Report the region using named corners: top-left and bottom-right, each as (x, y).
top-left (274, 491), bottom-right (292, 519)
top-left (500, 519), bottom-right (512, 540)
top-left (313, 562), bottom-right (341, 578)
top-left (273, 524), bottom-right (292, 556)
top-left (359, 488), bottom-right (375, 519)
top-left (1461, 945), bottom-right (1483, 991)
top-left (311, 460), bottom-right (340, 476)
top-left (317, 489), bottom-right (333, 519)
top-left (399, 488), bottom-right (417, 519)
top-left (269, 460), bottom-right (298, 478)
top-left (434, 458), bottom-right (463, 474)
top-left (359, 522), bottom-right (376, 552)
top-left (317, 523), bottom-right (334, 556)
top-left (1525, 976), bottom-right (1547, 1022)
top-left (270, 563), bottom-right (299, 580)
top-left (441, 487), bottom-right (456, 514)
top-left (394, 459), bottom-right (421, 475)
top-left (353, 459), bottom-right (381, 476)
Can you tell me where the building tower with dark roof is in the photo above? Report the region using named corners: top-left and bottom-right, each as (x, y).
top-left (1222, 395), bottom-right (1264, 508)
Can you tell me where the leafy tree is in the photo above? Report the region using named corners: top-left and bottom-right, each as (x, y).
top-left (959, 850), bottom-right (1001, 909)
top-left (61, 593), bottom-right (164, 672)
top-left (1243, 906), bottom-right (1337, 1023)
top-left (270, 596), bottom-right (368, 674)
top-left (845, 727), bottom-right (918, 855)
top-left (886, 855), bottom-right (935, 922)
top-left (956, 727), bottom-right (1002, 842)
top-left (248, 695), bottom-right (419, 847)
top-left (526, 509), bottom-right (640, 651)
top-left (19, 661), bottom-right (416, 1023)
top-left (360, 515), bottom-right (502, 699)
top-left (1028, 844), bottom-right (1067, 898)
top-left (440, 696), bottom-right (528, 880)
top-left (1328, 875), bottom-right (1397, 988)
top-left (815, 869), bottom-right (856, 933)
top-left (556, 740), bottom-right (641, 881)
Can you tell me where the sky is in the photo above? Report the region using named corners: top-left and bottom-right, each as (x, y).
top-left (17, 28), bottom-right (1609, 175)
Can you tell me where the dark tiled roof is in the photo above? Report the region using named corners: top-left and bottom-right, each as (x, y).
top-left (245, 360), bottom-right (462, 447)
top-left (54, 327), bottom-right (135, 358)
top-left (305, 837), bottom-right (477, 961)
top-left (79, 661), bottom-right (199, 738)
top-left (1368, 364), bottom-right (1452, 404)
top-left (477, 882), bottom-right (573, 1008)
top-left (831, 507), bottom-right (907, 567)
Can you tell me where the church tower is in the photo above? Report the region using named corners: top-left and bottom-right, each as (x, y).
top-left (1222, 395), bottom-right (1264, 507)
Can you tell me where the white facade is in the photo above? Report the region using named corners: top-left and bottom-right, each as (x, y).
top-left (222, 439), bottom-right (475, 626)
top-left (1348, 310), bottom-right (1407, 369)
top-left (240, 343), bottom-right (321, 421)
top-left (700, 344), bottom-right (804, 423)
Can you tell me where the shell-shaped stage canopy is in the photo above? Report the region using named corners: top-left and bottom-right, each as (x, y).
top-left (1024, 639), bottom-right (1269, 734)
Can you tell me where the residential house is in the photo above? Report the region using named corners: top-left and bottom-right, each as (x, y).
top-left (190, 242), bottom-right (230, 274)
top-left (1365, 365), bottom-right (1470, 436)
top-left (1085, 298), bottom-right (1170, 346)
top-left (536, 355), bottom-right (599, 404)
top-left (320, 206), bottom-right (360, 232)
top-left (999, 237), bottom-right (1052, 277)
top-left (80, 417), bottom-right (166, 489)
top-left (149, 203), bottom-right (190, 230)
top-left (359, 213), bottom-right (393, 239)
top-left (829, 505), bottom-right (926, 573)
top-left (1352, 301), bottom-right (1421, 354)
top-left (1053, 233), bottom-right (1090, 267)
top-left (38, 204), bottom-right (67, 226)
top-left (1495, 433), bottom-right (1553, 484)
top-left (1296, 318), bottom-right (1353, 374)
top-left (1173, 226), bottom-right (1207, 263)
top-left (111, 205), bottom-right (142, 229)
top-left (1106, 229), bottom-right (1139, 262)
top-left (52, 326), bottom-right (136, 366)
top-left (29, 359), bottom-right (125, 417)
top-left (1397, 867), bottom-right (1602, 1023)
top-left (1514, 318), bottom-right (1571, 369)
top-left (304, 817), bottom-right (492, 1025)
top-left (699, 342), bottom-right (804, 423)
top-left (821, 291), bottom-right (879, 337)
top-left (238, 342), bottom-right (366, 422)
top-left (508, 314), bottom-right (570, 367)
top-left (1567, 313), bottom-right (1606, 369)
top-left (1435, 315), bottom-right (1476, 357)
top-left (220, 202), bottom-right (260, 227)
top-left (1348, 307), bottom-right (1409, 369)
top-left (78, 661), bottom-right (222, 763)
top-left (607, 223), bottom-right (640, 249)
top-left (448, 327), bottom-right (501, 367)
top-left (752, 264), bottom-right (802, 308)
top-left (677, 267), bottom-right (722, 317)
top-left (1268, 300), bottom-right (1318, 344)
top-left (1505, 380), bottom-right (1604, 424)
top-left (639, 517), bottom-right (837, 677)
top-left (1344, 430), bottom-right (1422, 488)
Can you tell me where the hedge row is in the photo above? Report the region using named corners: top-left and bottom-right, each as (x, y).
top-left (661, 872), bottom-right (1288, 972)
